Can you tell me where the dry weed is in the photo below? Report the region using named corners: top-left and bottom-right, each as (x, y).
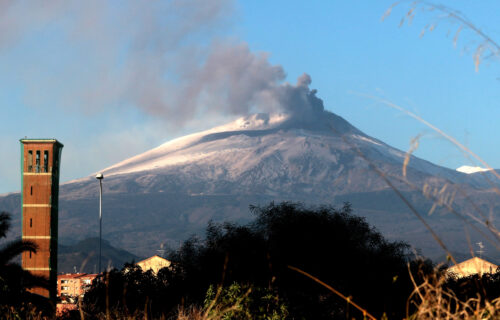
top-left (0, 304), bottom-right (49, 320)
top-left (408, 270), bottom-right (500, 320)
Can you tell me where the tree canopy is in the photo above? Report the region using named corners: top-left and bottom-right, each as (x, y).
top-left (170, 202), bottom-right (413, 318)
top-left (83, 202), bottom-right (418, 319)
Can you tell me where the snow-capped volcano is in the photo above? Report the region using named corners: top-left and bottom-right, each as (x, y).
top-left (100, 78), bottom-right (367, 180)
top-left (1, 108), bottom-right (499, 260)
top-left (1, 76), bottom-right (499, 261)
top-left (102, 113), bottom-right (293, 177)
top-left (84, 108), bottom-right (455, 199)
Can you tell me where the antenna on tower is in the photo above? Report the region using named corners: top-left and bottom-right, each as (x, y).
top-left (476, 242), bottom-right (485, 258)
top-left (157, 243), bottom-right (166, 258)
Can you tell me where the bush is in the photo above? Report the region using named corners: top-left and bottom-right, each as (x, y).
top-left (167, 202), bottom-right (413, 319)
top-left (81, 202), bottom-right (435, 319)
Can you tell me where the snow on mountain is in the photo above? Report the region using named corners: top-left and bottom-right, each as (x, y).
top-left (101, 113), bottom-right (289, 177)
top-left (456, 165), bottom-right (492, 174)
top-left (76, 72), bottom-right (462, 193)
top-left (93, 109), bottom-right (458, 192)
top-left (1, 108), bottom-right (499, 260)
top-left (2, 73), bottom-right (499, 259)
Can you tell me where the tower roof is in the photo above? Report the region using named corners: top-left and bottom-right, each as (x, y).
top-left (20, 138), bottom-right (64, 147)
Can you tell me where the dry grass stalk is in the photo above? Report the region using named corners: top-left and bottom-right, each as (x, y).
top-left (356, 93), bottom-right (500, 189)
top-left (0, 304), bottom-right (49, 320)
top-left (402, 134), bottom-right (421, 178)
top-left (288, 265), bottom-right (377, 320)
top-left (177, 306), bottom-right (205, 320)
top-left (407, 269), bottom-right (500, 319)
top-left (335, 125), bottom-right (458, 265)
top-left (352, 92), bottom-right (500, 247)
top-left (384, 1), bottom-right (500, 72)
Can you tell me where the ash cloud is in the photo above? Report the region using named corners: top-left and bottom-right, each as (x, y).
top-left (268, 73), bottom-right (327, 123)
top-left (0, 0), bottom-right (328, 128)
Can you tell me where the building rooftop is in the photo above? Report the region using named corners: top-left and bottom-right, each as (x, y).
top-left (447, 257), bottom-right (498, 278)
top-left (137, 255), bottom-right (171, 274)
top-left (58, 273), bottom-right (98, 279)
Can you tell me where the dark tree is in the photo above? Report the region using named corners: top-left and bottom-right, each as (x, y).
top-left (166, 202), bottom-right (414, 319)
top-left (82, 202), bottom-right (422, 319)
top-left (82, 264), bottom-right (168, 318)
top-left (253, 202), bottom-right (412, 318)
top-left (0, 211), bottom-right (50, 309)
top-left (444, 270), bottom-right (500, 303)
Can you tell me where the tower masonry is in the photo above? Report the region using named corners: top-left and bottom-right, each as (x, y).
top-left (20, 139), bottom-right (63, 300)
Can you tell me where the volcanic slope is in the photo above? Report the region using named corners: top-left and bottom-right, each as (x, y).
top-left (2, 87), bottom-right (499, 260)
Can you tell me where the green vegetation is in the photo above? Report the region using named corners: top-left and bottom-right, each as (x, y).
top-left (0, 211), bottom-right (52, 316)
top-left (2, 203), bottom-right (500, 319)
top-left (77, 202), bottom-right (425, 319)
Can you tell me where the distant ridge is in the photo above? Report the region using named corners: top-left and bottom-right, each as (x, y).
top-left (58, 238), bottom-right (139, 274)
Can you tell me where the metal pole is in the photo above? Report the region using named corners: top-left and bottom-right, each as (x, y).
top-left (96, 173), bottom-right (104, 275)
top-left (99, 178), bottom-right (102, 274)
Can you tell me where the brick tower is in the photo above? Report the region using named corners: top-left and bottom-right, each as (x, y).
top-left (20, 139), bottom-right (63, 300)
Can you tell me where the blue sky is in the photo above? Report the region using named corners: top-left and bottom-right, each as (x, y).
top-left (1, 1), bottom-right (499, 193)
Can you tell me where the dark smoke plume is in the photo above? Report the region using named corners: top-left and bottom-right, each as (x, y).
top-left (0, 0), bottom-right (328, 128)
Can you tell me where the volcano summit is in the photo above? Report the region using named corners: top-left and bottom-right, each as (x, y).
top-left (1, 76), bottom-right (498, 260)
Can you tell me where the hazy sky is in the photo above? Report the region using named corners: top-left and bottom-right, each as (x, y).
top-left (1, 0), bottom-right (499, 193)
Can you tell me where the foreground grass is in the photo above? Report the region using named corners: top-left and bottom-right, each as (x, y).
top-left (3, 269), bottom-right (500, 320)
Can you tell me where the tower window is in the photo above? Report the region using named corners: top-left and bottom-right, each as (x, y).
top-left (35, 151), bottom-right (40, 173)
top-left (29, 251), bottom-right (32, 259)
top-left (28, 151), bottom-right (33, 172)
top-left (30, 186), bottom-right (33, 195)
top-left (43, 151), bottom-right (48, 173)
top-left (30, 218), bottom-right (32, 228)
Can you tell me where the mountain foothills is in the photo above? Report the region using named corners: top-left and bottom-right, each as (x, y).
top-left (58, 238), bottom-right (139, 274)
top-left (1, 77), bottom-right (499, 261)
